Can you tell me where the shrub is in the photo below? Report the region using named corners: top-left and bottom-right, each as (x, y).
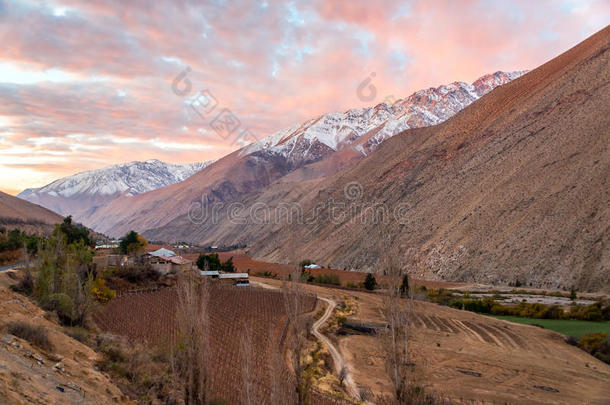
top-left (90, 278), bottom-right (116, 303)
top-left (363, 273), bottom-right (377, 290)
top-left (312, 274), bottom-right (340, 286)
top-left (63, 326), bottom-right (90, 344)
top-left (578, 333), bottom-right (608, 353)
top-left (6, 321), bottom-right (53, 351)
top-left (254, 271), bottom-right (277, 279)
top-left (115, 263), bottom-right (160, 284)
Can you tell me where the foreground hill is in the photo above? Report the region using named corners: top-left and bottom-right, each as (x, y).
top-left (17, 159), bottom-right (213, 220)
top-left (0, 191), bottom-right (62, 234)
top-left (69, 72), bottom-right (522, 237)
top-left (151, 26), bottom-right (610, 291)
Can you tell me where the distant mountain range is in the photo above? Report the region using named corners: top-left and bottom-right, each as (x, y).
top-left (241, 71), bottom-right (526, 164)
top-left (18, 159), bottom-right (214, 220)
top-left (36, 70), bottom-right (523, 239)
top-left (140, 28), bottom-right (609, 291)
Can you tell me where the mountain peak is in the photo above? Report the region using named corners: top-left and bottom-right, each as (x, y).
top-left (17, 159), bottom-right (215, 217)
top-left (241, 70), bottom-right (526, 162)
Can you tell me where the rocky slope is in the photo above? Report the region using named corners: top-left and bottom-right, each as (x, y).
top-left (79, 72), bottom-right (522, 237)
top-left (0, 281), bottom-right (132, 404)
top-left (150, 26), bottom-right (610, 292)
top-left (0, 191), bottom-right (63, 234)
top-left (17, 159), bottom-right (213, 220)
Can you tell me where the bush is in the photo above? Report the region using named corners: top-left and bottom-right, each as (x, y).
top-left (578, 333), bottom-right (608, 353)
top-left (254, 271), bottom-right (277, 279)
top-left (63, 326), bottom-right (90, 344)
top-left (6, 321), bottom-right (53, 351)
top-left (90, 278), bottom-right (116, 303)
top-left (312, 274), bottom-right (340, 286)
top-left (115, 263), bottom-right (160, 284)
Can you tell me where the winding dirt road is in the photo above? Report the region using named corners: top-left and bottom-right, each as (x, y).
top-left (313, 297), bottom-right (360, 399)
top-left (250, 280), bottom-right (361, 400)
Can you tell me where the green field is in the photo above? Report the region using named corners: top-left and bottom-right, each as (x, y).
top-left (487, 315), bottom-right (610, 338)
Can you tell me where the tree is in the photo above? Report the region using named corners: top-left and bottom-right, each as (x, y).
top-left (174, 272), bottom-right (210, 404)
top-left (380, 253), bottom-right (414, 404)
top-left (60, 216), bottom-right (91, 246)
top-left (196, 253), bottom-right (221, 271)
top-left (570, 286), bottom-right (577, 301)
top-left (34, 226), bottom-right (94, 326)
top-left (221, 256), bottom-right (235, 273)
top-left (240, 321), bottom-right (255, 404)
top-left (283, 267), bottom-right (312, 405)
top-left (119, 231), bottom-right (147, 254)
top-left (364, 273), bottom-right (377, 290)
top-left (400, 274), bottom-right (410, 297)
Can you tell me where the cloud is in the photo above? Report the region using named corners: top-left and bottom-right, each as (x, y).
top-left (0, 0), bottom-right (608, 193)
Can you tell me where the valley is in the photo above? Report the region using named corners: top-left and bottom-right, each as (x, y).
top-left (1, 3), bottom-right (608, 404)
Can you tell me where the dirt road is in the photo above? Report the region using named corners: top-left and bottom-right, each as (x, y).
top-left (313, 296), bottom-right (360, 400)
top-left (250, 279), bottom-right (361, 401)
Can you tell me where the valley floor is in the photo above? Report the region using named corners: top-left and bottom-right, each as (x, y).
top-left (253, 277), bottom-right (610, 404)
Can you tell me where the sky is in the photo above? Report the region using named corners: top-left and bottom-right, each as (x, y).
top-left (0, 0), bottom-right (608, 195)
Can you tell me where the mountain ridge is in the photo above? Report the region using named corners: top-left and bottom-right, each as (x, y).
top-left (73, 70), bottom-right (524, 237)
top-left (17, 159), bottom-right (214, 220)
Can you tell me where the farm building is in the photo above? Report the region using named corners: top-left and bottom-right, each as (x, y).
top-left (200, 270), bottom-right (220, 278)
top-left (219, 273), bottom-right (249, 286)
top-left (149, 248), bottom-right (176, 257)
top-left (146, 252), bottom-right (192, 274)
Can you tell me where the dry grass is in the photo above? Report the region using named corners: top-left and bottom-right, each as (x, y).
top-left (6, 321), bottom-right (54, 351)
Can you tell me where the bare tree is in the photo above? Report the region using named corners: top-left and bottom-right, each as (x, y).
top-left (270, 327), bottom-right (288, 405)
top-left (240, 320), bottom-right (255, 405)
top-left (339, 365), bottom-right (348, 386)
top-left (380, 248), bottom-right (414, 404)
top-left (175, 270), bottom-right (210, 405)
top-left (282, 267), bottom-right (311, 405)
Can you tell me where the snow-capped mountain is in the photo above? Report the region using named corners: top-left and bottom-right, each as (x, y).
top-left (242, 71), bottom-right (527, 162)
top-left (18, 159), bottom-right (214, 218)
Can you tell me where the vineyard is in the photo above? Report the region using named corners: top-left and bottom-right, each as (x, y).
top-left (93, 283), bottom-right (318, 404)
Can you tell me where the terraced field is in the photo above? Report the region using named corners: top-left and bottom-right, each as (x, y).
top-left (253, 278), bottom-right (610, 405)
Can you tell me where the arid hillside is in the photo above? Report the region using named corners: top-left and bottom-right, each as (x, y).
top-left (0, 278), bottom-right (131, 404)
top-left (149, 26), bottom-right (610, 292)
top-left (0, 191), bottom-right (63, 234)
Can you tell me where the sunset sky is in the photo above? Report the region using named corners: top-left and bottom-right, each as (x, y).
top-left (0, 0), bottom-right (608, 195)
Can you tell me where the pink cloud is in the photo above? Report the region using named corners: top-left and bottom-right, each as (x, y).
top-left (0, 0), bottom-right (608, 193)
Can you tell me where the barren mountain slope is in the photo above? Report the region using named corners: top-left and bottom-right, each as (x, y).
top-left (80, 73), bottom-right (521, 237)
top-left (151, 26), bottom-right (610, 291)
top-left (0, 191), bottom-right (63, 234)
